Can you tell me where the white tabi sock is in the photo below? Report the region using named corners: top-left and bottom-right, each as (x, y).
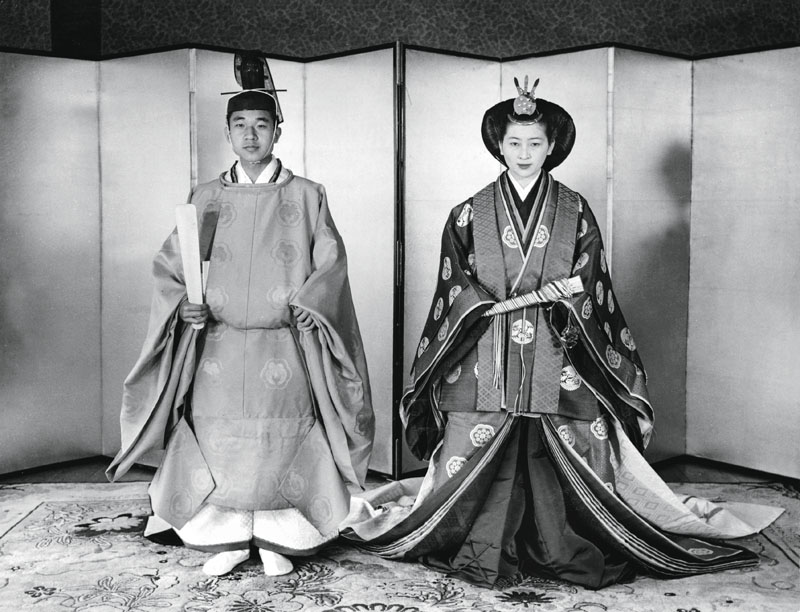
top-left (202, 549), bottom-right (250, 576)
top-left (258, 549), bottom-right (294, 576)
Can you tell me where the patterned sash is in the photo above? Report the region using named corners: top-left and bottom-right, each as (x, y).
top-left (473, 174), bottom-right (579, 414)
top-left (473, 182), bottom-right (507, 412)
top-left (527, 185), bottom-right (580, 415)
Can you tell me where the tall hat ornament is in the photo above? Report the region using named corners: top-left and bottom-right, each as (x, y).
top-left (481, 76), bottom-right (576, 172)
top-left (223, 52), bottom-right (285, 124)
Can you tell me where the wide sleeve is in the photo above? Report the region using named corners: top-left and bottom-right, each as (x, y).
top-left (106, 228), bottom-right (199, 481)
top-left (401, 202), bottom-right (496, 460)
top-left (290, 186), bottom-right (375, 492)
top-left (551, 202), bottom-right (654, 446)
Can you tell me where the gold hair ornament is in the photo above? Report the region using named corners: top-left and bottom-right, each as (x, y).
top-left (512, 76), bottom-right (539, 117)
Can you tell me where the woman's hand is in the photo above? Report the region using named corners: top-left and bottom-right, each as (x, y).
top-left (179, 299), bottom-right (211, 326)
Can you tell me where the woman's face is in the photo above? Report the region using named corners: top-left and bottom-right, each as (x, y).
top-left (499, 121), bottom-right (554, 186)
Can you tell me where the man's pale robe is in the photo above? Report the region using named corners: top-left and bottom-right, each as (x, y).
top-left (108, 161), bottom-right (374, 553)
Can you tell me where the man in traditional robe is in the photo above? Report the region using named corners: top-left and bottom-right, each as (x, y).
top-left (340, 77), bottom-right (780, 589)
top-left (107, 54), bottom-right (374, 577)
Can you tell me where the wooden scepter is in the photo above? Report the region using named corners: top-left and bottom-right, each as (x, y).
top-left (175, 204), bottom-right (207, 330)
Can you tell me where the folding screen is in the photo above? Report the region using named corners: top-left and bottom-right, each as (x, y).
top-left (305, 48), bottom-right (396, 474)
top-left (100, 50), bottom-right (192, 457)
top-left (402, 50), bottom-right (501, 471)
top-left (688, 47), bottom-right (800, 478)
top-left (603, 49), bottom-right (692, 461)
top-left (2, 42), bottom-right (795, 480)
top-left (0, 53), bottom-right (101, 473)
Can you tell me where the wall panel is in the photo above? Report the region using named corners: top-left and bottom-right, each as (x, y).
top-left (100, 50), bottom-right (192, 456)
top-left (688, 48), bottom-right (800, 478)
top-left (611, 49), bottom-right (692, 460)
top-left (0, 0), bottom-right (51, 52)
top-left (98, 0), bottom-right (800, 60)
top-left (305, 49), bottom-right (396, 473)
top-left (0, 54), bottom-right (101, 472)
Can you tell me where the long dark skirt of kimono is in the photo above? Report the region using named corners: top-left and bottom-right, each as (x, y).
top-left (345, 413), bottom-right (758, 590)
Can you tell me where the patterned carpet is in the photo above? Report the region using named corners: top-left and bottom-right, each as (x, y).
top-left (0, 481), bottom-right (797, 612)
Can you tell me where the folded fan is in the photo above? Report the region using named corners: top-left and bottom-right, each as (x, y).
top-left (482, 276), bottom-right (584, 317)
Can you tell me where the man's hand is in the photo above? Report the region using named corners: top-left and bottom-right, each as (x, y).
top-left (296, 309), bottom-right (316, 332)
top-left (180, 300), bottom-right (211, 326)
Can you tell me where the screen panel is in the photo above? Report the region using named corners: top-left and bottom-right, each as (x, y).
top-left (0, 53), bottom-right (101, 472)
top-left (305, 49), bottom-right (396, 474)
top-left (688, 47), bottom-right (800, 478)
top-left (100, 50), bottom-right (192, 456)
top-left (611, 49), bottom-right (692, 461)
top-left (402, 50), bottom-right (501, 473)
top-left (404, 50), bottom-right (501, 374)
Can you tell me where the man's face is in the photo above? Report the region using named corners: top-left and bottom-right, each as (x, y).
top-left (226, 109), bottom-right (280, 163)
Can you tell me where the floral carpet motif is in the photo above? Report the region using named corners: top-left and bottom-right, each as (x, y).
top-left (0, 481), bottom-right (797, 611)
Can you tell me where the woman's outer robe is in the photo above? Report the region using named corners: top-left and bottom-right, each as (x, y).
top-left (341, 172), bottom-right (780, 588)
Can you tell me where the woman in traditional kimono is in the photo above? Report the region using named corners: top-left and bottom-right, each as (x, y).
top-left (107, 53), bottom-right (374, 577)
top-left (340, 77), bottom-right (780, 589)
